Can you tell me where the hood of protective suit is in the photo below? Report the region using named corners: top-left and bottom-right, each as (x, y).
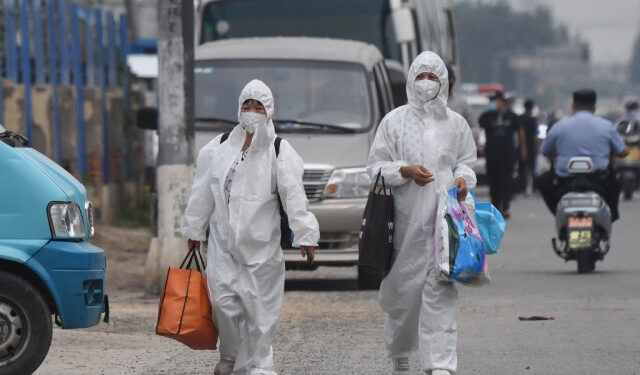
top-left (406, 51), bottom-right (449, 117)
top-left (236, 79), bottom-right (277, 150)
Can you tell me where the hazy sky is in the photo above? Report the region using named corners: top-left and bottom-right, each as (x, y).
top-left (511, 0), bottom-right (640, 65)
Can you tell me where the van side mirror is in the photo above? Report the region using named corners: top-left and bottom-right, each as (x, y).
top-left (391, 8), bottom-right (416, 43)
top-left (137, 107), bottom-right (158, 130)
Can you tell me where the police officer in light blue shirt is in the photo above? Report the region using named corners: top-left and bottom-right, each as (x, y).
top-left (536, 89), bottom-right (629, 221)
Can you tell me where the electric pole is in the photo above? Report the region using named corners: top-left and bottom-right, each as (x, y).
top-left (145, 0), bottom-right (194, 294)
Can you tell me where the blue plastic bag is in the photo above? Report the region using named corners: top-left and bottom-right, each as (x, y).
top-left (435, 188), bottom-right (488, 285)
top-left (474, 202), bottom-right (505, 255)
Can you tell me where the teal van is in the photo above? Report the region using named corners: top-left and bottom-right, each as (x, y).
top-left (0, 126), bottom-right (108, 374)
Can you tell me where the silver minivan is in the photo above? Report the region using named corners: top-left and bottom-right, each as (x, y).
top-left (194, 37), bottom-right (400, 288)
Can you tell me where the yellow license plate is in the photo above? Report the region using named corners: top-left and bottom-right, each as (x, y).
top-left (569, 217), bottom-right (593, 229)
top-left (569, 230), bottom-right (592, 249)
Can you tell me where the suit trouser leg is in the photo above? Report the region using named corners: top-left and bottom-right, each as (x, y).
top-left (419, 268), bottom-right (458, 373)
top-left (486, 162), bottom-right (502, 211)
top-left (500, 163), bottom-right (513, 212)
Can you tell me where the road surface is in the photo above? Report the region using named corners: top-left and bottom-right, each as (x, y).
top-left (36, 195), bottom-right (640, 374)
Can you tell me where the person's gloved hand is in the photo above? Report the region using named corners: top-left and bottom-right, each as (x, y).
top-left (401, 165), bottom-right (435, 186)
top-left (454, 177), bottom-right (468, 201)
top-left (187, 239), bottom-right (200, 251)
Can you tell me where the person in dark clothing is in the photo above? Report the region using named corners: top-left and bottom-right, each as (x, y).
top-left (479, 91), bottom-right (519, 218)
top-left (535, 89), bottom-right (629, 221)
top-left (516, 99), bottom-right (538, 194)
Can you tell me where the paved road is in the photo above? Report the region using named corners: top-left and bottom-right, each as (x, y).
top-left (36, 195), bottom-right (640, 375)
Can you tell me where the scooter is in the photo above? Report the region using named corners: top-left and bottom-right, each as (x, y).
top-left (615, 120), bottom-right (640, 200)
top-left (551, 157), bottom-right (612, 273)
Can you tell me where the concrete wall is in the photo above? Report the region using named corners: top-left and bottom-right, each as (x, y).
top-left (84, 87), bottom-right (103, 187)
top-left (32, 85), bottom-right (54, 158)
top-left (3, 80), bottom-right (25, 135)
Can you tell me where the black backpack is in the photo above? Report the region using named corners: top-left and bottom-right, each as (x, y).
top-left (220, 132), bottom-right (294, 249)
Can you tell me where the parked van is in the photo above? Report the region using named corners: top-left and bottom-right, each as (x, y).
top-left (0, 126), bottom-right (108, 374)
top-left (193, 37), bottom-right (400, 288)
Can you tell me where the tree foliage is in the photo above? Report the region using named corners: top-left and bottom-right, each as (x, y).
top-left (454, 0), bottom-right (569, 83)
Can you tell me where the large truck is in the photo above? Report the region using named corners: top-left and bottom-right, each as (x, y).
top-left (195, 0), bottom-right (459, 104)
top-left (0, 126), bottom-right (109, 374)
top-left (196, 0), bottom-right (458, 69)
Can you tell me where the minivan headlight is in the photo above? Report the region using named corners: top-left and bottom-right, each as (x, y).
top-left (48, 202), bottom-right (85, 239)
top-left (324, 167), bottom-right (372, 199)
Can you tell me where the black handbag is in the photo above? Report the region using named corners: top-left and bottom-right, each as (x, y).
top-left (358, 171), bottom-right (395, 273)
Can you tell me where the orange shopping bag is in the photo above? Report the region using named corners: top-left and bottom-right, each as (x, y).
top-left (156, 248), bottom-right (218, 350)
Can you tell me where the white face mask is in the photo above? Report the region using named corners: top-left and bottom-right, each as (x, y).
top-left (240, 111), bottom-right (267, 134)
top-left (414, 79), bottom-right (441, 102)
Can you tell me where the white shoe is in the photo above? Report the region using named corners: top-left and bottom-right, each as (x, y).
top-left (214, 359), bottom-right (235, 375)
top-left (393, 356), bottom-right (410, 374)
top-left (431, 370), bottom-right (452, 375)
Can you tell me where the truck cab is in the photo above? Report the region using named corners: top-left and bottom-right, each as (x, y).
top-left (0, 126), bottom-right (108, 374)
top-left (193, 37), bottom-right (399, 288)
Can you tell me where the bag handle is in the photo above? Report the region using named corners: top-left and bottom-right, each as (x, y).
top-left (179, 248), bottom-right (206, 272)
top-left (373, 170), bottom-right (388, 196)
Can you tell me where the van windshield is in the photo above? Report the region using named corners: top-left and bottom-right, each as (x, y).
top-left (200, 0), bottom-right (399, 61)
top-left (194, 60), bottom-right (372, 132)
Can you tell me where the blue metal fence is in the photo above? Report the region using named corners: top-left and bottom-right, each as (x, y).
top-left (3, 0), bottom-right (129, 177)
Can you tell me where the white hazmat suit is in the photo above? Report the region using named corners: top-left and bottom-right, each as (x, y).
top-left (366, 52), bottom-right (477, 373)
top-left (183, 80), bottom-right (320, 375)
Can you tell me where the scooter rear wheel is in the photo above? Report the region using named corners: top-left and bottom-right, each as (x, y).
top-left (577, 251), bottom-right (596, 273)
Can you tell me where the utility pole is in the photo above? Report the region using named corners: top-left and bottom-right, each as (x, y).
top-left (145, 0), bottom-right (195, 294)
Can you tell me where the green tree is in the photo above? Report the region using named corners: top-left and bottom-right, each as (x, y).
top-left (454, 0), bottom-right (568, 83)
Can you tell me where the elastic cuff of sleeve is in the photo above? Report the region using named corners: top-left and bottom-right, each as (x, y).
top-left (183, 229), bottom-right (206, 242)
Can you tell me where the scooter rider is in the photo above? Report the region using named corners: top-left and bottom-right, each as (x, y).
top-left (535, 89), bottom-right (629, 221)
top-left (618, 98), bottom-right (640, 136)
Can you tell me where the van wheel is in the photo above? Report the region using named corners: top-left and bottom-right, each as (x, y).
top-left (0, 272), bottom-right (52, 375)
top-left (357, 266), bottom-right (384, 290)
top-left (576, 251), bottom-right (596, 274)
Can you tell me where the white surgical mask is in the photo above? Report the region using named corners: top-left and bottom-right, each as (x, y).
top-left (240, 111), bottom-right (267, 134)
top-left (414, 79), bottom-right (441, 102)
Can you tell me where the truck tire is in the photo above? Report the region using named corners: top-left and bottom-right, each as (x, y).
top-left (357, 266), bottom-right (384, 290)
top-left (0, 272), bottom-right (52, 375)
top-left (576, 251), bottom-right (596, 274)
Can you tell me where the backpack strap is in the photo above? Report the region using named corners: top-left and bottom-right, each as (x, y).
top-left (274, 136), bottom-right (282, 157)
top-left (220, 132), bottom-right (231, 144)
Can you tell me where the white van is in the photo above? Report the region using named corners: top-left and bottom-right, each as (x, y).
top-left (194, 37), bottom-right (399, 288)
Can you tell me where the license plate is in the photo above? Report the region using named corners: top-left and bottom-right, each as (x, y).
top-left (568, 230), bottom-right (591, 249)
top-left (568, 217), bottom-right (593, 228)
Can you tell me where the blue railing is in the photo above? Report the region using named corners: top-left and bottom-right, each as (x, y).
top-left (2, 0), bottom-right (128, 180)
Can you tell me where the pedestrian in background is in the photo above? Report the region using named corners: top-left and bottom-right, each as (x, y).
top-left (183, 80), bottom-right (319, 375)
top-left (516, 99), bottom-right (539, 195)
top-left (479, 91), bottom-right (518, 218)
top-left (367, 51), bottom-right (477, 375)
top-left (446, 64), bottom-right (481, 143)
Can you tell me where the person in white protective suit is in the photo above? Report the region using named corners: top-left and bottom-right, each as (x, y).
top-left (366, 52), bottom-right (477, 375)
top-left (183, 79), bottom-right (320, 375)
